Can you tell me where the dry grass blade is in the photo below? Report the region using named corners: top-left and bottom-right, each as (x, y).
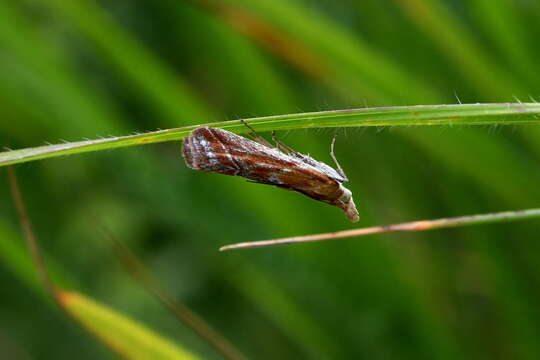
top-left (7, 167), bottom-right (57, 298)
top-left (111, 239), bottom-right (247, 360)
top-left (220, 208), bottom-right (540, 250)
top-left (7, 167), bottom-right (202, 359)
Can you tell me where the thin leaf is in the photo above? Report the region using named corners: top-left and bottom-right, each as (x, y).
top-left (394, 0), bottom-right (525, 99)
top-left (57, 291), bottom-right (201, 360)
top-left (204, 0), bottom-right (441, 103)
top-left (112, 240), bottom-right (247, 360)
top-left (32, 0), bottom-right (216, 124)
top-left (1, 103), bottom-right (539, 167)
top-left (468, 0), bottom-right (539, 89)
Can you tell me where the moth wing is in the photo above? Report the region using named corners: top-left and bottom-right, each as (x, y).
top-left (183, 127), bottom-right (341, 197)
top-left (289, 153), bottom-right (347, 183)
top-left (183, 127), bottom-right (296, 175)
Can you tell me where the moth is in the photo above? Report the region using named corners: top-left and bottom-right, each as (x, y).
top-left (182, 123), bottom-right (359, 222)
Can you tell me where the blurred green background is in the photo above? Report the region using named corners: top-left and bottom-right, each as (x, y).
top-left (1, 0), bottom-right (540, 359)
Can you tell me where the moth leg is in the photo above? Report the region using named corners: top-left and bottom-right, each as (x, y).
top-left (330, 136), bottom-right (348, 180)
top-left (240, 119), bottom-right (274, 148)
top-left (272, 131), bottom-right (298, 155)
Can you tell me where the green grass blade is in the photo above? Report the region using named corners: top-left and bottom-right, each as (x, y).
top-left (31, 0), bottom-right (216, 124)
top-left (171, 3), bottom-right (298, 115)
top-left (394, 0), bottom-right (526, 99)
top-left (468, 0), bottom-right (539, 89)
top-left (0, 1), bottom-right (125, 135)
top-left (226, 263), bottom-right (345, 360)
top-left (0, 220), bottom-right (80, 294)
top-left (1, 103), bottom-right (539, 167)
top-left (58, 291), bottom-right (201, 360)
top-left (210, 0), bottom-right (442, 104)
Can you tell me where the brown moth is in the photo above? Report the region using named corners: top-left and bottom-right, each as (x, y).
top-left (182, 124), bottom-right (359, 222)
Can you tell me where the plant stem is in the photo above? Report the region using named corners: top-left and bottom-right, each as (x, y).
top-left (220, 208), bottom-right (540, 250)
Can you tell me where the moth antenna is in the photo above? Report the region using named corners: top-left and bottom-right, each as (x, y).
top-left (272, 131), bottom-right (296, 154)
top-left (239, 118), bottom-right (257, 133)
top-left (240, 119), bottom-right (273, 148)
top-left (330, 136), bottom-right (348, 180)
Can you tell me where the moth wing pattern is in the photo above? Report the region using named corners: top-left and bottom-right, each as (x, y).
top-left (182, 126), bottom-right (360, 222)
top-left (289, 152), bottom-right (348, 183)
top-left (183, 127), bottom-right (335, 185)
top-left (267, 129), bottom-right (347, 182)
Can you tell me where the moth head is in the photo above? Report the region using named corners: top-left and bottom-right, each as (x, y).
top-left (337, 186), bottom-right (360, 222)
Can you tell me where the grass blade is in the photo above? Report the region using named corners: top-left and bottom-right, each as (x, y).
top-left (202, 0), bottom-right (441, 103)
top-left (57, 291), bottom-right (201, 360)
top-left (220, 208), bottom-right (540, 250)
top-left (468, 0), bottom-right (539, 89)
top-left (112, 240), bottom-right (247, 360)
top-left (7, 167), bottom-right (56, 297)
top-left (31, 0), bottom-right (216, 124)
top-left (1, 103), bottom-right (539, 167)
top-left (394, 0), bottom-right (525, 99)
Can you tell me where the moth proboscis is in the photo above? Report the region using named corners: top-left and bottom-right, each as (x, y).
top-left (182, 123), bottom-right (359, 222)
